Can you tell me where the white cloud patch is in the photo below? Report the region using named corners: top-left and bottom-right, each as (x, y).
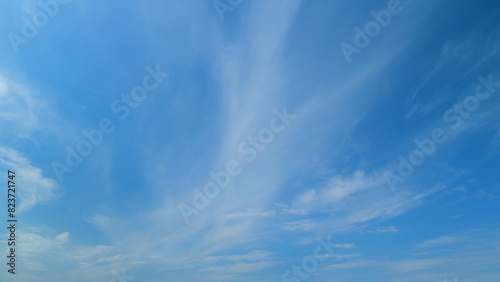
top-left (365, 226), bottom-right (398, 233)
top-left (0, 75), bottom-right (46, 137)
top-left (418, 236), bottom-right (466, 248)
top-left (281, 171), bottom-right (382, 216)
top-left (201, 250), bottom-right (272, 263)
top-left (324, 258), bottom-right (451, 273)
top-left (55, 232), bottom-right (70, 244)
top-left (388, 258), bottom-right (452, 272)
top-left (0, 146), bottom-right (59, 212)
top-left (333, 243), bottom-right (355, 249)
top-left (224, 209), bottom-right (276, 219)
top-left (202, 261), bottom-right (277, 273)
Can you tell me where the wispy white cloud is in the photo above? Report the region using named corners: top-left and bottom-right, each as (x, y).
top-left (323, 258), bottom-right (451, 273)
top-left (388, 258), bottom-right (452, 272)
top-left (104, 4), bottom-right (453, 279)
top-left (366, 226), bottom-right (398, 233)
top-left (319, 228), bottom-right (500, 280)
top-left (418, 236), bottom-right (466, 248)
top-left (279, 170), bottom-right (420, 235)
top-left (333, 243), bottom-right (355, 249)
top-left (201, 250), bottom-right (272, 263)
top-left (30, 1), bottom-right (499, 281)
top-left (0, 146), bottom-right (59, 212)
top-left (55, 232), bottom-right (70, 244)
top-left (280, 171), bottom-right (383, 216)
top-left (202, 261), bottom-right (277, 273)
top-left (224, 209), bottom-right (276, 219)
top-left (0, 74), bottom-right (63, 139)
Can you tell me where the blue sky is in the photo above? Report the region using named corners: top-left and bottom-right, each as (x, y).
top-left (1, 0), bottom-right (500, 281)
